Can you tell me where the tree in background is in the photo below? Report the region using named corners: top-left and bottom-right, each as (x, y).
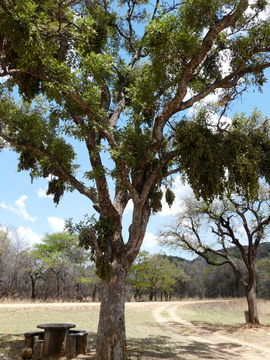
top-left (160, 186), bottom-right (270, 324)
top-left (21, 249), bottom-right (45, 300)
top-left (127, 251), bottom-right (186, 301)
top-left (0, 228), bottom-right (30, 297)
top-left (1, 1), bottom-right (270, 358)
top-left (85, 266), bottom-right (101, 302)
top-left (144, 254), bottom-right (183, 301)
top-left (127, 251), bottom-right (150, 301)
top-left (0, 229), bottom-right (98, 300)
top-left (34, 232), bottom-right (89, 299)
top-left (256, 257), bottom-right (270, 298)
top-left (0, 228), bottom-right (14, 297)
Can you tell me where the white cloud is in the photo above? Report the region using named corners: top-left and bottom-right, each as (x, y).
top-left (219, 49), bottom-right (232, 77)
top-left (46, 174), bottom-right (58, 181)
top-left (125, 199), bottom-right (134, 212)
top-left (16, 226), bottom-right (42, 246)
top-left (0, 75), bottom-right (9, 83)
top-left (123, 176), bottom-right (193, 218)
top-left (158, 176), bottom-right (193, 217)
top-left (47, 216), bottom-right (65, 232)
top-left (0, 195), bottom-right (37, 222)
top-left (15, 195), bottom-right (37, 222)
top-left (245, 1), bottom-right (270, 21)
top-left (182, 87), bottom-right (195, 102)
top-left (187, 88), bottom-right (232, 131)
top-left (0, 225), bottom-right (9, 234)
top-left (142, 232), bottom-right (158, 249)
top-left (208, 112), bottom-right (232, 129)
top-left (37, 188), bottom-right (53, 199)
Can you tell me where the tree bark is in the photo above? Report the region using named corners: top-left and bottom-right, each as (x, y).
top-left (91, 283), bottom-right (97, 302)
top-left (30, 275), bottom-right (36, 300)
top-left (95, 263), bottom-right (127, 360)
top-left (245, 279), bottom-right (260, 324)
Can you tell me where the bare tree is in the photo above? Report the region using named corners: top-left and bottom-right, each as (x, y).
top-left (160, 186), bottom-right (270, 324)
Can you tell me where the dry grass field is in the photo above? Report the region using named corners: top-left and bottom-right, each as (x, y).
top-left (1, 299), bottom-right (270, 359)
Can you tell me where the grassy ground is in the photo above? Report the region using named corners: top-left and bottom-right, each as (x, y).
top-left (1, 299), bottom-right (270, 360)
top-left (176, 298), bottom-right (270, 325)
top-left (0, 302), bottom-right (188, 360)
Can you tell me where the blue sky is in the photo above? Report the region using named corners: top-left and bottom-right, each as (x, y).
top-left (1, 71), bottom-right (270, 258)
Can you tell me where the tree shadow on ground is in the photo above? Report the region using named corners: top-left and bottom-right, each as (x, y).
top-left (189, 320), bottom-right (270, 332)
top-left (188, 321), bottom-right (241, 333)
top-left (127, 334), bottom-right (243, 359)
top-left (1, 332), bottom-right (243, 360)
top-left (159, 319), bottom-right (243, 338)
top-left (0, 334), bottom-right (24, 360)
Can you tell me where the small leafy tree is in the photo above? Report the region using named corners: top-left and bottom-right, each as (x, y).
top-left (145, 254), bottom-right (181, 301)
top-left (34, 232), bottom-right (88, 299)
top-left (160, 186), bottom-right (270, 324)
top-left (127, 251), bottom-right (151, 301)
top-left (1, 1), bottom-right (270, 358)
top-left (128, 251), bottom-right (183, 300)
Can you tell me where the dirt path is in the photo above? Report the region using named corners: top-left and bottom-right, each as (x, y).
top-left (152, 300), bottom-right (270, 360)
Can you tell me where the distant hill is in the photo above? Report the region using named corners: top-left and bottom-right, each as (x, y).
top-left (257, 242), bottom-right (270, 259)
top-left (224, 241), bottom-right (270, 261)
top-left (163, 242), bottom-right (270, 265)
top-left (164, 255), bottom-right (191, 264)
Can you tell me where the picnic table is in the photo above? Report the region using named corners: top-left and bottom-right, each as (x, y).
top-left (21, 323), bottom-right (88, 359)
top-left (37, 323), bottom-right (76, 357)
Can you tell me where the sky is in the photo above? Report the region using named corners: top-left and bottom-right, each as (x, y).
top-left (1, 73), bottom-right (270, 258)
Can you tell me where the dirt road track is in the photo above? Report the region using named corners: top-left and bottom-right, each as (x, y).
top-left (152, 300), bottom-right (270, 360)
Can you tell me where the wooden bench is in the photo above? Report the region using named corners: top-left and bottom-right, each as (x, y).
top-left (66, 330), bottom-right (88, 358)
top-left (21, 331), bottom-right (44, 359)
top-left (32, 340), bottom-right (45, 360)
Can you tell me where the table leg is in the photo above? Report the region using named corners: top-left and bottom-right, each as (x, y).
top-left (43, 329), bottom-right (66, 356)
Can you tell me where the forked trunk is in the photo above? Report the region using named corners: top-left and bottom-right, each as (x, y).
top-left (245, 281), bottom-right (260, 324)
top-left (95, 264), bottom-right (127, 360)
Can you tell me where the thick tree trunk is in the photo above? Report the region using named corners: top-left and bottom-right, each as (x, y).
top-left (95, 264), bottom-right (127, 360)
top-left (245, 280), bottom-right (260, 324)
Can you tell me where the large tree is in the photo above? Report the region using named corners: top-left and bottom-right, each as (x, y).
top-left (1, 0), bottom-right (270, 358)
top-left (160, 186), bottom-right (270, 324)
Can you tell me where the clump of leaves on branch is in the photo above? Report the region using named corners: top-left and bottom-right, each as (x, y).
top-left (174, 109), bottom-right (270, 200)
top-left (66, 215), bottom-right (114, 280)
top-left (1, 1), bottom-right (270, 359)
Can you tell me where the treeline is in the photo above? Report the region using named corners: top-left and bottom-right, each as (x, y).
top-left (0, 230), bottom-right (99, 301)
top-left (1, 228), bottom-right (270, 301)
